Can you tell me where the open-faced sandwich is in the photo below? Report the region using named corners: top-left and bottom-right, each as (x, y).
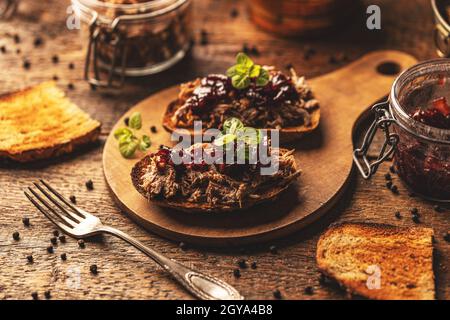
top-left (163, 53), bottom-right (320, 143)
top-left (132, 119), bottom-right (301, 213)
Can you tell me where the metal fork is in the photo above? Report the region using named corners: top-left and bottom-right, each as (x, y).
top-left (24, 180), bottom-right (244, 300)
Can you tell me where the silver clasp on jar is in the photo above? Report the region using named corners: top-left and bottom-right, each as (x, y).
top-left (353, 101), bottom-right (399, 179)
top-left (85, 13), bottom-right (127, 88)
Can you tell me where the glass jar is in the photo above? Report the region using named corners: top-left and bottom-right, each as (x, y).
top-left (354, 59), bottom-right (450, 202)
top-left (432, 0), bottom-right (450, 57)
top-left (72, 0), bottom-right (192, 87)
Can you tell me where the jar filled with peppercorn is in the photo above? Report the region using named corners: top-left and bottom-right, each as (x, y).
top-left (71, 0), bottom-right (192, 87)
top-left (354, 59), bottom-right (450, 202)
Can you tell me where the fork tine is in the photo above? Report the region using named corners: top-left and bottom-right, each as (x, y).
top-left (24, 191), bottom-right (73, 233)
top-left (39, 179), bottom-right (85, 218)
top-left (27, 187), bottom-right (77, 228)
top-left (33, 182), bottom-right (82, 223)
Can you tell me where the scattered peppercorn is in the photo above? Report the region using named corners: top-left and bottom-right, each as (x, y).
top-left (16, 48), bottom-right (21, 54)
top-left (22, 217), bottom-right (30, 227)
top-left (33, 37), bottom-right (43, 47)
top-left (90, 264), bottom-right (98, 275)
top-left (242, 43), bottom-right (250, 54)
top-left (44, 290), bottom-right (51, 299)
top-left (237, 259), bottom-right (247, 269)
top-left (59, 235), bottom-right (66, 243)
top-left (69, 195), bottom-right (76, 204)
top-left (124, 117), bottom-right (130, 126)
top-left (85, 180), bottom-right (94, 190)
top-left (230, 8), bottom-right (239, 18)
top-left (391, 185), bottom-right (399, 194)
top-left (179, 242), bottom-right (187, 251)
top-left (90, 83), bottom-right (97, 91)
top-left (0, 45), bottom-right (6, 53)
top-left (304, 286), bottom-right (314, 295)
top-left (251, 261), bottom-right (257, 269)
top-left (444, 232), bottom-right (450, 242)
top-left (411, 208), bottom-right (419, 215)
top-left (13, 231), bottom-right (20, 241)
top-left (395, 211), bottom-right (401, 219)
top-left (269, 245), bottom-right (278, 254)
top-left (250, 46), bottom-right (260, 56)
top-left (60, 253), bottom-right (67, 261)
top-left (50, 237), bottom-right (57, 245)
top-left (389, 165), bottom-right (396, 174)
top-left (27, 255), bottom-right (33, 263)
top-left (52, 75), bottom-right (59, 81)
top-left (412, 214), bottom-right (420, 224)
top-left (386, 181), bottom-right (393, 189)
top-left (68, 62), bottom-right (75, 69)
top-left (78, 239), bottom-right (85, 248)
top-left (150, 126), bottom-right (157, 133)
top-left (273, 289), bottom-right (282, 299)
top-left (233, 269), bottom-right (241, 278)
top-left (47, 246), bottom-right (54, 253)
top-left (51, 55), bottom-right (59, 64)
top-left (23, 59), bottom-right (31, 69)
top-left (31, 292), bottom-right (38, 300)
top-left (53, 230), bottom-right (60, 237)
top-left (384, 173), bottom-right (392, 180)
top-left (68, 83), bottom-right (75, 90)
top-left (13, 34), bottom-right (20, 44)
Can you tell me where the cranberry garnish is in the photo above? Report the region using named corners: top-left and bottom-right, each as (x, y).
top-left (185, 75), bottom-right (231, 114)
top-left (432, 97), bottom-right (450, 117)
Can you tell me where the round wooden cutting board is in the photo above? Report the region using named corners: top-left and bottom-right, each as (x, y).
top-left (103, 51), bottom-right (417, 247)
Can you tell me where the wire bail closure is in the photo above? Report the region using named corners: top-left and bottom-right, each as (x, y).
top-left (434, 23), bottom-right (450, 58)
top-left (84, 13), bottom-right (127, 88)
top-left (353, 101), bottom-right (399, 179)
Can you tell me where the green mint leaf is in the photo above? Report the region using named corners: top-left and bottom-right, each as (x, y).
top-left (236, 53), bottom-right (253, 69)
top-left (249, 64), bottom-right (261, 78)
top-left (128, 112), bottom-right (142, 130)
top-left (256, 68), bottom-right (269, 87)
top-left (226, 66), bottom-right (238, 77)
top-left (232, 74), bottom-right (250, 90)
top-left (223, 117), bottom-right (244, 135)
top-left (238, 127), bottom-right (262, 145)
top-left (139, 135), bottom-right (151, 151)
top-left (214, 133), bottom-right (237, 146)
top-left (119, 139), bottom-right (139, 158)
top-left (114, 127), bottom-right (133, 140)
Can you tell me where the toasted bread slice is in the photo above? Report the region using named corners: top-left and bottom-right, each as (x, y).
top-left (0, 82), bottom-right (101, 162)
top-left (316, 222), bottom-right (435, 300)
top-left (131, 148), bottom-right (301, 213)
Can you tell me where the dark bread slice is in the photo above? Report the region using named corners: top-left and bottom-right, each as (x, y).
top-left (316, 222), bottom-right (435, 300)
top-left (0, 82), bottom-right (101, 162)
top-left (131, 148), bottom-right (300, 213)
top-left (162, 100), bottom-right (320, 144)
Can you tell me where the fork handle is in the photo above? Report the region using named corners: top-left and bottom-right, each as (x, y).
top-left (101, 226), bottom-right (244, 300)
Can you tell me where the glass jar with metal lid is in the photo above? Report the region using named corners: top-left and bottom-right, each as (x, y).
top-left (71, 0), bottom-right (192, 88)
top-left (354, 59), bottom-right (450, 202)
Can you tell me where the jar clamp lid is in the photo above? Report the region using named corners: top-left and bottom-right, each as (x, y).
top-left (432, 0), bottom-right (450, 57)
top-left (72, 0), bottom-right (189, 88)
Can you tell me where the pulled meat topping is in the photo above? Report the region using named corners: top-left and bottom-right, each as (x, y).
top-left (172, 68), bottom-right (319, 130)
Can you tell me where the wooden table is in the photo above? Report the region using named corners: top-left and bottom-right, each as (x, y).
top-left (0, 0), bottom-right (448, 300)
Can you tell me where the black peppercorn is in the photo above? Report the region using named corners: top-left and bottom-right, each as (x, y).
top-left (412, 214), bottom-right (420, 224)
top-left (251, 261), bottom-right (257, 269)
top-left (85, 180), bottom-right (94, 190)
top-left (68, 62), bottom-right (75, 69)
top-left (60, 253), bottom-right (67, 261)
top-left (22, 217), bottom-right (30, 226)
top-left (242, 43), bottom-right (250, 54)
top-left (47, 246), bottom-right (54, 253)
top-left (273, 289), bottom-right (282, 299)
top-left (200, 29), bottom-right (208, 46)
top-left (269, 245), bottom-right (278, 254)
top-left (384, 173), bottom-right (392, 180)
top-left (237, 259), bottom-right (247, 269)
top-left (50, 237), bottom-right (57, 245)
top-left (389, 165), bottom-right (396, 173)
top-left (230, 8), bottom-right (239, 18)
top-left (27, 255), bottom-right (33, 263)
top-left (250, 46), bottom-right (260, 56)
top-left (386, 181), bottom-right (393, 189)
top-left (444, 232), bottom-right (450, 242)
top-left (31, 292), bottom-right (38, 300)
top-left (124, 117), bottom-right (130, 126)
top-left (304, 286), bottom-right (314, 295)
top-left (233, 269), bottom-right (241, 278)
top-left (13, 34), bottom-right (20, 44)
top-left (391, 185), bottom-right (398, 194)
top-left (52, 55), bottom-right (59, 64)
top-left (68, 83), bottom-right (75, 90)
top-left (90, 83), bottom-right (97, 91)
top-left (33, 37), bottom-right (43, 47)
top-left (13, 231), bottom-right (20, 241)
top-left (411, 208), bottom-right (419, 215)
top-left (59, 235), bottom-right (66, 243)
top-left (53, 230), bottom-right (60, 237)
top-left (150, 126), bottom-right (157, 133)
top-left (69, 195), bottom-right (76, 204)
top-left (90, 264), bottom-right (98, 275)
top-left (23, 59), bottom-right (31, 69)
top-left (44, 290), bottom-right (51, 299)
top-left (78, 239), bottom-right (85, 248)
top-left (16, 48), bottom-right (21, 54)
top-left (0, 45), bottom-right (6, 53)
